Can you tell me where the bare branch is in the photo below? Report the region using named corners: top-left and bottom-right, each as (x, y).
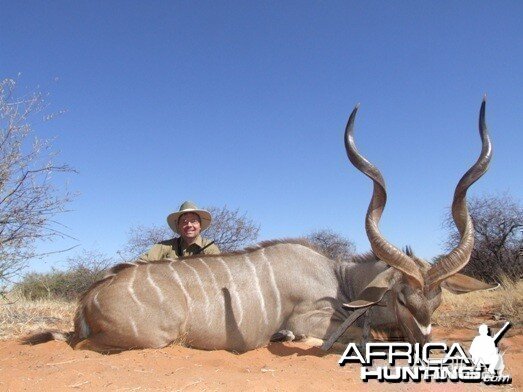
top-left (118, 224), bottom-right (171, 262)
top-left (443, 192), bottom-right (523, 282)
top-left (305, 229), bottom-right (356, 262)
top-left (0, 78), bottom-right (76, 283)
top-left (203, 206), bottom-right (259, 252)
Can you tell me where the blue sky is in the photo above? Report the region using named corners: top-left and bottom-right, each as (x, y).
top-left (2, 1), bottom-right (522, 273)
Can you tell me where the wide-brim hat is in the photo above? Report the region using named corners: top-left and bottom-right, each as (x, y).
top-left (167, 201), bottom-right (212, 234)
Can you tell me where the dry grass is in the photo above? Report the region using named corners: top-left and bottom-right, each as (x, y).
top-left (0, 291), bottom-right (76, 340)
top-left (433, 276), bottom-right (523, 328)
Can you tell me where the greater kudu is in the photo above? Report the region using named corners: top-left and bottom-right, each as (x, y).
top-left (23, 100), bottom-right (495, 353)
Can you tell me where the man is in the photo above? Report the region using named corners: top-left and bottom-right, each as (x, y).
top-left (140, 201), bottom-right (220, 261)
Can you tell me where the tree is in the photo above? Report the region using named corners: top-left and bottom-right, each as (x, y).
top-left (443, 193), bottom-right (523, 283)
top-left (305, 229), bottom-right (356, 261)
top-left (203, 206), bottom-right (260, 252)
top-left (118, 224), bottom-right (171, 261)
top-left (0, 78), bottom-right (75, 284)
top-left (118, 205), bottom-right (260, 260)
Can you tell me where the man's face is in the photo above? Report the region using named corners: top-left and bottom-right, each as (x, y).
top-left (177, 212), bottom-right (202, 241)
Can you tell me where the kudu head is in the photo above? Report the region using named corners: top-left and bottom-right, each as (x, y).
top-left (343, 99), bottom-right (496, 344)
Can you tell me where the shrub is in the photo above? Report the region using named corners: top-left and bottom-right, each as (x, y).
top-left (13, 250), bottom-right (112, 300)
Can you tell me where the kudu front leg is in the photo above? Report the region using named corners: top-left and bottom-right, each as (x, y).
top-left (358, 308), bottom-right (371, 354)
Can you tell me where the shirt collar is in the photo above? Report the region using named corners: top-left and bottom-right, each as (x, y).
top-left (180, 235), bottom-right (204, 249)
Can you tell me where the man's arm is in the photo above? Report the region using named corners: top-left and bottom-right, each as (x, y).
top-left (139, 244), bottom-right (171, 262)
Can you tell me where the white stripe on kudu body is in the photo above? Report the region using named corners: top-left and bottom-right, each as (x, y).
top-left (130, 318), bottom-right (139, 338)
top-left (216, 257), bottom-right (244, 325)
top-left (261, 248), bottom-right (282, 322)
top-left (146, 264), bottom-right (165, 304)
top-left (181, 261), bottom-right (211, 326)
top-left (244, 255), bottom-right (268, 326)
top-left (127, 266), bottom-right (144, 311)
top-left (168, 262), bottom-right (193, 313)
top-left (92, 291), bottom-right (100, 310)
top-left (197, 258), bottom-right (225, 316)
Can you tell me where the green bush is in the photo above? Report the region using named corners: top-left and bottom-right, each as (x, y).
top-left (13, 250), bottom-right (113, 300)
top-left (14, 267), bottom-right (107, 301)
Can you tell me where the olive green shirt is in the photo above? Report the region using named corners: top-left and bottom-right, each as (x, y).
top-left (139, 235), bottom-right (220, 262)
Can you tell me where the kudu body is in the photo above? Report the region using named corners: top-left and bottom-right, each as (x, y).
top-left (67, 244), bottom-right (391, 352)
top-left (23, 100), bottom-right (495, 353)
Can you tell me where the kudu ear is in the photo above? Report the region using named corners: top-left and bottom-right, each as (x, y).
top-left (343, 268), bottom-right (397, 309)
top-left (441, 273), bottom-right (498, 294)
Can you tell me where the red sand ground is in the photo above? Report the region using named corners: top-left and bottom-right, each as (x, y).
top-left (0, 327), bottom-right (520, 391)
